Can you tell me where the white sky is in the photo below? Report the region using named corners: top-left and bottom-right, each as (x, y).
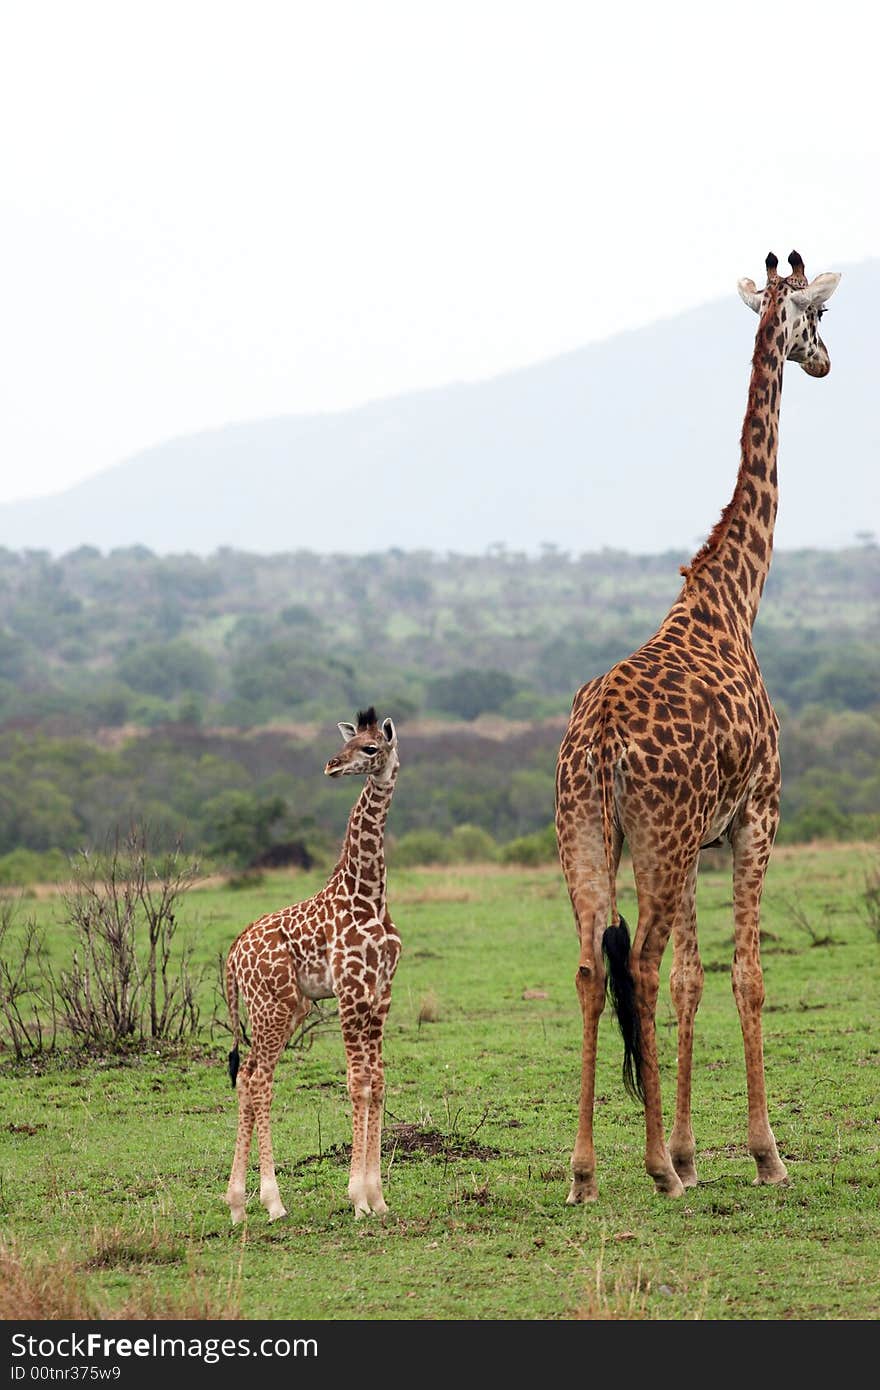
top-left (1, 0), bottom-right (878, 505)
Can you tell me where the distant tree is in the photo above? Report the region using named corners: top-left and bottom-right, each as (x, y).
top-left (0, 778), bottom-right (81, 854)
top-left (0, 632), bottom-right (33, 682)
top-left (791, 647), bottom-right (880, 711)
top-left (280, 603), bottom-right (320, 628)
top-left (117, 640), bottom-right (217, 700)
top-left (230, 642), bottom-right (353, 712)
top-left (427, 668), bottom-right (517, 721)
top-left (202, 791), bottom-right (292, 868)
top-left (387, 574), bottom-right (433, 605)
top-left (87, 682), bottom-right (134, 727)
top-left (62, 545), bottom-right (102, 565)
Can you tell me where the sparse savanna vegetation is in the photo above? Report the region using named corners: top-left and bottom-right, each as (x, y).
top-left (1, 843), bottom-right (878, 1321)
top-left (0, 542), bottom-right (877, 1324)
top-left (0, 544), bottom-right (876, 880)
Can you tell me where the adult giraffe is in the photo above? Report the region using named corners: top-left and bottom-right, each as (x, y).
top-left (555, 251), bottom-right (841, 1201)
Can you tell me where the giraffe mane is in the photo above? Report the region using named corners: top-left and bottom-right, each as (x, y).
top-left (679, 290), bottom-right (778, 585)
top-left (679, 490), bottom-right (743, 583)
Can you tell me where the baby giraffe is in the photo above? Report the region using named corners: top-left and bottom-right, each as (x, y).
top-left (224, 708), bottom-right (401, 1222)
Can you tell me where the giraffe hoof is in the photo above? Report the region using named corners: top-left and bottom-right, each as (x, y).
top-left (566, 1178), bottom-right (598, 1204)
top-left (652, 1174), bottom-right (686, 1198)
top-left (267, 1202), bottom-right (288, 1221)
top-left (672, 1161), bottom-right (699, 1188)
top-left (753, 1168), bottom-right (789, 1187)
top-left (229, 1207), bottom-right (246, 1225)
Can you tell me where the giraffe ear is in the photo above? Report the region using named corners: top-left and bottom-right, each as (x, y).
top-left (737, 278), bottom-right (762, 313)
top-left (790, 272), bottom-right (841, 309)
top-left (338, 722), bottom-right (358, 742)
top-left (381, 718), bottom-right (397, 745)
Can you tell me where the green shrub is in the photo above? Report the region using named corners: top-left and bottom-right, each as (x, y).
top-left (448, 824), bottom-right (499, 863)
top-left (391, 830), bottom-right (452, 867)
top-left (0, 847), bottom-right (70, 886)
top-left (500, 822), bottom-right (558, 866)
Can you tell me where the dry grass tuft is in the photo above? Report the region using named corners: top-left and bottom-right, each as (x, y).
top-left (0, 1233), bottom-right (241, 1321)
top-left (114, 1277), bottom-right (240, 1321)
top-left (417, 989), bottom-right (441, 1025)
top-left (572, 1240), bottom-right (653, 1320)
top-left (84, 1221), bottom-right (184, 1269)
top-left (0, 1239), bottom-right (95, 1319)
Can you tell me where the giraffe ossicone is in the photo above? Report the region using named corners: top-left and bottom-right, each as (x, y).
top-left (224, 707), bottom-right (401, 1222)
top-left (555, 251), bottom-right (840, 1201)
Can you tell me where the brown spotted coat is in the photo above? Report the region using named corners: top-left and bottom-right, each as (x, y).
top-left (555, 251), bottom-right (840, 1200)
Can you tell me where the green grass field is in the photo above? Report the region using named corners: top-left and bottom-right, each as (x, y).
top-left (1, 842), bottom-right (878, 1321)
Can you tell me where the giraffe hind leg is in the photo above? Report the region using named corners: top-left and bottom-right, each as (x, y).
top-left (627, 857), bottom-right (692, 1198)
top-left (224, 972), bottom-right (308, 1223)
top-left (731, 813), bottom-right (788, 1186)
top-left (556, 809), bottom-right (618, 1205)
top-left (253, 994), bottom-right (311, 1221)
top-left (225, 1086), bottom-right (255, 1224)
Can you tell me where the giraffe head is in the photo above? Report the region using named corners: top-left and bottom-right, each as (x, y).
top-left (737, 250), bottom-right (841, 377)
top-left (324, 706), bottom-right (399, 783)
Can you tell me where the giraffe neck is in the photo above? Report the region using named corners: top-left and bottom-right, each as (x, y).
top-left (679, 288), bottom-right (790, 631)
top-left (335, 768), bottom-right (397, 911)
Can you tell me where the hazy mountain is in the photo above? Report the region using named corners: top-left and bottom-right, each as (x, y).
top-left (3, 260), bottom-right (876, 557)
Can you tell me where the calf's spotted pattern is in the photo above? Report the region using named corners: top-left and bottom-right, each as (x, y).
top-left (224, 708), bottom-right (400, 1221)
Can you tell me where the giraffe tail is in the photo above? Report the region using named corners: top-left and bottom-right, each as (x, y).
top-left (593, 711), bottom-right (645, 1103)
top-left (225, 951), bottom-right (240, 1089)
top-left (602, 915), bottom-right (645, 1104)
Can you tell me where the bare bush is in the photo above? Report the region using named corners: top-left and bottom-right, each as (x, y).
top-left (53, 828), bottom-right (202, 1048)
top-left (0, 900), bottom-right (57, 1059)
top-left (779, 894), bottom-right (836, 947)
top-left (0, 827), bottom-right (205, 1057)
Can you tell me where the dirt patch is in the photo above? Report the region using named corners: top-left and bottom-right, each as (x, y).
top-left (292, 1121), bottom-right (500, 1169)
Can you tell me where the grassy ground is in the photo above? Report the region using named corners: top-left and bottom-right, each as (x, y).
top-left (1, 842), bottom-right (878, 1321)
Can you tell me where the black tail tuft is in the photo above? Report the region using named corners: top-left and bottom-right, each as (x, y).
top-left (602, 916), bottom-right (645, 1104)
top-left (228, 1046), bottom-right (240, 1089)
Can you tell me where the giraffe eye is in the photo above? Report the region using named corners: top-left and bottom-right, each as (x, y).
top-left (362, 744), bottom-right (379, 755)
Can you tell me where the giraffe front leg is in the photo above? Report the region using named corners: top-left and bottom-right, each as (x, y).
top-left (341, 1002), bottom-right (372, 1218)
top-left (347, 1081), bottom-right (371, 1219)
top-left (363, 990), bottom-right (392, 1216)
top-left (668, 860), bottom-right (703, 1188)
top-left (250, 1065), bottom-right (287, 1221)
